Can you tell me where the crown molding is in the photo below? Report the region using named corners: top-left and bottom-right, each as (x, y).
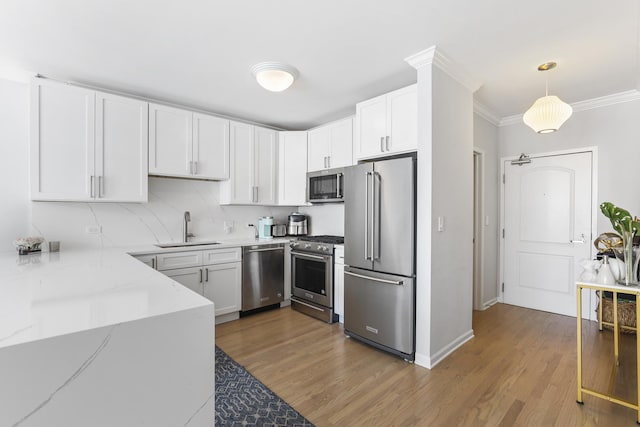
top-left (499, 89), bottom-right (640, 127)
top-left (405, 46), bottom-right (482, 93)
top-left (570, 89), bottom-right (640, 112)
top-left (473, 100), bottom-right (500, 126)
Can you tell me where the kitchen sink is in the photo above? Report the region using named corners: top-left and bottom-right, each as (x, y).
top-left (154, 241), bottom-right (221, 248)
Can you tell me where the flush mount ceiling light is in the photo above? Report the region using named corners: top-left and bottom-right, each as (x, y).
top-left (522, 62), bottom-right (573, 134)
top-left (251, 62), bottom-right (298, 92)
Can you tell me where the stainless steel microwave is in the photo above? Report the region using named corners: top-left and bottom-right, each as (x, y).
top-left (307, 168), bottom-right (344, 203)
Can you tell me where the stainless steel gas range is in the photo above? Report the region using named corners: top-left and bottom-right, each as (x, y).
top-left (290, 235), bottom-right (344, 323)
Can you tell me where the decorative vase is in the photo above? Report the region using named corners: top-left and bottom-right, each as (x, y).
top-left (597, 255), bottom-right (616, 285)
top-left (621, 230), bottom-right (635, 285)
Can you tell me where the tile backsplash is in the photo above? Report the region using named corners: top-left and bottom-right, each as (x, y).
top-left (31, 177), bottom-right (295, 250)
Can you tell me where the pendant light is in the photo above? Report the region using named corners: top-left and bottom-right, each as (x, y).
top-left (523, 62), bottom-right (573, 134)
top-left (251, 62), bottom-right (298, 92)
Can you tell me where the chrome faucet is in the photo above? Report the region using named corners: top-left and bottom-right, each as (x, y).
top-left (183, 211), bottom-right (195, 242)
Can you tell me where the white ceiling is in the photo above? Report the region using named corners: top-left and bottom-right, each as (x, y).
top-left (1, 0), bottom-right (638, 129)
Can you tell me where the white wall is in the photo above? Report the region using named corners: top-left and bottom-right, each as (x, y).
top-left (428, 66), bottom-right (474, 360)
top-left (473, 114), bottom-right (499, 307)
top-left (411, 54), bottom-right (475, 369)
top-left (297, 204), bottom-right (344, 236)
top-left (499, 99), bottom-right (640, 236)
top-left (0, 79), bottom-right (30, 251)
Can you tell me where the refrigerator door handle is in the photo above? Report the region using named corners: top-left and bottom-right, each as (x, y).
top-left (344, 270), bottom-right (404, 286)
top-left (373, 171), bottom-right (381, 260)
top-left (364, 171), bottom-right (371, 260)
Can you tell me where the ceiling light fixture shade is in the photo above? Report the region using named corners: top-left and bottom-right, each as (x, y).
top-left (251, 62), bottom-right (298, 92)
top-left (523, 95), bottom-right (573, 134)
top-left (522, 62), bottom-right (573, 133)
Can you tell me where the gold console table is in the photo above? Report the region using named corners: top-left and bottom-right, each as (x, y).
top-left (576, 281), bottom-right (640, 423)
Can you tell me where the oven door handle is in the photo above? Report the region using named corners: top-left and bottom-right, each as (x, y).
top-left (291, 251), bottom-right (328, 261)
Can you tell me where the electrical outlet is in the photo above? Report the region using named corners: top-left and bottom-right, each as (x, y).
top-left (85, 225), bottom-right (102, 234)
top-left (223, 221), bottom-right (234, 234)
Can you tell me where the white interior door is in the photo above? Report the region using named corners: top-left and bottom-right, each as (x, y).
top-left (503, 151), bottom-right (593, 317)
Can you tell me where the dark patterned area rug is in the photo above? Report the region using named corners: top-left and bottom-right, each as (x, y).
top-left (215, 346), bottom-right (315, 426)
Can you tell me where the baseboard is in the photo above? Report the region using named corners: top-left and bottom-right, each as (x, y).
top-left (414, 352), bottom-right (431, 369)
top-left (482, 298), bottom-right (498, 310)
top-left (429, 329), bottom-right (475, 368)
top-left (215, 312), bottom-right (240, 325)
top-left (280, 299), bottom-right (291, 308)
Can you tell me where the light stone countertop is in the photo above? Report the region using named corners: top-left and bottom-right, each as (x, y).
top-left (0, 247), bottom-right (214, 350)
top-left (125, 236), bottom-right (294, 255)
top-left (0, 237), bottom-right (296, 351)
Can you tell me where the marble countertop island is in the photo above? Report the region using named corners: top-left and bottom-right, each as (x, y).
top-left (0, 247), bottom-right (216, 427)
top-left (0, 248), bottom-right (212, 349)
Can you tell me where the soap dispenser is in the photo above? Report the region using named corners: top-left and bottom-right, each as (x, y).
top-left (596, 255), bottom-right (616, 285)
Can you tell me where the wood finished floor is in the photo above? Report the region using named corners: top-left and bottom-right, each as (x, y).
top-left (216, 303), bottom-right (638, 426)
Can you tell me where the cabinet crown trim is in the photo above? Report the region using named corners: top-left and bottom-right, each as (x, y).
top-left (404, 46), bottom-right (481, 93)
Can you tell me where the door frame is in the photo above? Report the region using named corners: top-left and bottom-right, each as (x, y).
top-left (473, 148), bottom-right (485, 311)
top-left (498, 146), bottom-right (599, 317)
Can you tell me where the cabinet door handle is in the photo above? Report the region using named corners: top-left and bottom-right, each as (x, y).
top-left (380, 137), bottom-right (384, 152)
top-left (199, 268), bottom-right (203, 283)
top-left (193, 161), bottom-right (198, 175)
top-left (385, 136), bottom-right (390, 151)
top-left (151, 258), bottom-right (156, 269)
top-left (205, 268), bottom-right (209, 282)
top-left (90, 175), bottom-right (95, 198)
top-left (99, 176), bottom-right (104, 198)
top-left (327, 156), bottom-right (331, 168)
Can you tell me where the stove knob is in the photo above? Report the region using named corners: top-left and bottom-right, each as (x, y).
top-left (304, 243), bottom-right (312, 249)
top-left (291, 242), bottom-right (298, 248)
top-left (322, 246), bottom-right (328, 251)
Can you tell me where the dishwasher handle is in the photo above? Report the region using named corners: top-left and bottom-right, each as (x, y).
top-left (245, 247), bottom-right (284, 253)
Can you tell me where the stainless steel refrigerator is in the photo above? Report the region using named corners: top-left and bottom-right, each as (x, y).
top-left (343, 156), bottom-right (415, 361)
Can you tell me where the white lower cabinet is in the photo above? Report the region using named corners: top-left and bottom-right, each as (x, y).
top-left (164, 267), bottom-right (204, 296)
top-left (203, 263), bottom-right (242, 316)
top-left (334, 245), bottom-right (345, 323)
top-left (133, 254), bottom-right (157, 269)
top-left (146, 247), bottom-right (242, 323)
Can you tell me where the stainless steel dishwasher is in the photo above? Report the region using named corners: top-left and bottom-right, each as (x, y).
top-left (242, 243), bottom-right (285, 311)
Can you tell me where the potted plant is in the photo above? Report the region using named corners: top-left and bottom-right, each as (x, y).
top-left (600, 202), bottom-right (640, 285)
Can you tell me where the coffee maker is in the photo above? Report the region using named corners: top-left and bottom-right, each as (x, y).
top-left (287, 213), bottom-right (308, 236)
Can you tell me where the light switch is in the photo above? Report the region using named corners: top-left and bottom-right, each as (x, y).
top-left (437, 216), bottom-right (445, 232)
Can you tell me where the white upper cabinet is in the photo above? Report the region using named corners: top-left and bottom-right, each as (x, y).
top-left (307, 117), bottom-right (354, 172)
top-left (193, 113), bottom-right (229, 180)
top-left (220, 122), bottom-right (277, 205)
top-left (355, 84), bottom-right (417, 160)
top-left (278, 131), bottom-right (308, 206)
top-left (254, 126), bottom-right (277, 205)
top-left (96, 92), bottom-right (148, 202)
top-left (30, 78), bottom-right (148, 202)
top-left (149, 104), bottom-right (229, 180)
top-left (149, 103), bottom-right (192, 177)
